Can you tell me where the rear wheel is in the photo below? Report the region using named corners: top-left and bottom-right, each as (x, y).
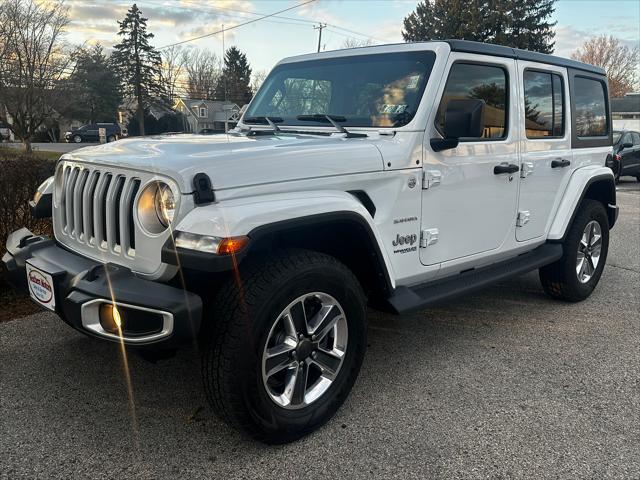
top-left (539, 199), bottom-right (609, 302)
top-left (201, 249), bottom-right (367, 444)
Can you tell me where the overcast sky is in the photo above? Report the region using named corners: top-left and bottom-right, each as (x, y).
top-left (61, 0), bottom-right (640, 77)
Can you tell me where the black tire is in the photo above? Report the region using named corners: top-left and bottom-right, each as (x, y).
top-left (107, 135), bottom-right (116, 142)
top-left (539, 199), bottom-right (609, 302)
top-left (201, 248), bottom-right (367, 444)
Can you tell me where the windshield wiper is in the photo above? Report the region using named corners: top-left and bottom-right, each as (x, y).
top-left (296, 114), bottom-right (367, 138)
top-left (243, 116), bottom-right (283, 133)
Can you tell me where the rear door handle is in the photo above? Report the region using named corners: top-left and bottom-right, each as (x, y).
top-left (551, 158), bottom-right (571, 168)
top-left (493, 163), bottom-right (520, 175)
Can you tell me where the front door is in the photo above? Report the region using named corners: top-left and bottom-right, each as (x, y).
top-left (420, 53), bottom-right (520, 266)
top-left (516, 62), bottom-right (573, 242)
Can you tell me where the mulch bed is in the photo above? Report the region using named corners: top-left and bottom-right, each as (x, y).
top-left (0, 289), bottom-right (42, 322)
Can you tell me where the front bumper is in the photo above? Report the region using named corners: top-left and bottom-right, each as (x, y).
top-left (2, 228), bottom-right (202, 346)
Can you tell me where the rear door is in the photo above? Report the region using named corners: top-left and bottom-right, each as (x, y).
top-left (420, 54), bottom-right (520, 266)
top-left (516, 62), bottom-right (572, 242)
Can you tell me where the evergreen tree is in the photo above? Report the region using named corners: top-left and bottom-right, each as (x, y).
top-left (111, 4), bottom-right (162, 135)
top-left (62, 45), bottom-right (121, 124)
top-left (216, 47), bottom-right (253, 106)
top-left (402, 0), bottom-right (556, 54)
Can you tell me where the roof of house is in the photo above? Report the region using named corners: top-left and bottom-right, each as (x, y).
top-left (611, 94), bottom-right (640, 114)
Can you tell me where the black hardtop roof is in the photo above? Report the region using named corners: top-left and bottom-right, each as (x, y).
top-left (444, 39), bottom-right (606, 76)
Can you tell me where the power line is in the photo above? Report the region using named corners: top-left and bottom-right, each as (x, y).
top-left (156, 0), bottom-right (318, 50)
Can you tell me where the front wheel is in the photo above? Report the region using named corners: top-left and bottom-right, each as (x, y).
top-left (73, 135), bottom-right (82, 143)
top-left (539, 199), bottom-right (609, 302)
top-left (201, 249), bottom-right (367, 443)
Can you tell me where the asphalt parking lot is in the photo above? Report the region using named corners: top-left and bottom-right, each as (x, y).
top-left (1, 180), bottom-right (638, 479)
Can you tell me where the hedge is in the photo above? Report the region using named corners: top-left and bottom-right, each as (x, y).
top-left (0, 148), bottom-right (56, 291)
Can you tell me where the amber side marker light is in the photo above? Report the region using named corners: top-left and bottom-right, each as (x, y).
top-left (217, 236), bottom-right (249, 255)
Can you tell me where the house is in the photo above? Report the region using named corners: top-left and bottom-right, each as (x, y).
top-left (117, 97), bottom-right (176, 132)
top-left (173, 98), bottom-right (240, 133)
top-left (611, 93), bottom-right (640, 131)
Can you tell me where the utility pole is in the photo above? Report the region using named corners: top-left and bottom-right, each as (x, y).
top-left (314, 23), bottom-right (326, 52)
top-left (222, 23), bottom-right (227, 102)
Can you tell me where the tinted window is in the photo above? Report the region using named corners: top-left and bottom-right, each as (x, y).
top-left (632, 132), bottom-right (640, 145)
top-left (574, 77), bottom-right (608, 137)
top-left (437, 63), bottom-right (507, 139)
top-left (612, 131), bottom-right (622, 144)
top-left (622, 133), bottom-right (633, 145)
top-left (246, 51), bottom-right (436, 128)
top-left (523, 71), bottom-right (565, 138)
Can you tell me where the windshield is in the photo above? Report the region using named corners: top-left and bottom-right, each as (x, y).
top-left (245, 51), bottom-right (436, 128)
top-left (612, 131), bottom-right (622, 144)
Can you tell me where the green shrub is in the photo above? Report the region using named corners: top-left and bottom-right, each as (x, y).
top-left (0, 148), bottom-right (56, 290)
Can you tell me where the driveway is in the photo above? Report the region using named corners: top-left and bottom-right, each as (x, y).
top-left (1, 180), bottom-right (639, 479)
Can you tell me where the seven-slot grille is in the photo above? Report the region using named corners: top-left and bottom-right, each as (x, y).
top-left (57, 164), bottom-right (141, 256)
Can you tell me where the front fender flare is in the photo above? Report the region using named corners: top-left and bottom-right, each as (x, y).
top-left (164, 190), bottom-right (395, 290)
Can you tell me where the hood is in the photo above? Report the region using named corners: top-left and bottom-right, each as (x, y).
top-left (62, 133), bottom-right (384, 193)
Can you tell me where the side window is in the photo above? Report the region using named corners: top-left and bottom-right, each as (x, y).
top-left (437, 63), bottom-right (508, 139)
top-left (573, 77), bottom-right (608, 137)
top-left (523, 70), bottom-right (565, 138)
top-left (632, 132), bottom-right (640, 145)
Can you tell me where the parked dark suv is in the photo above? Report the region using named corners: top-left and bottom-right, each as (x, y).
top-left (606, 130), bottom-right (640, 182)
top-left (64, 123), bottom-right (121, 143)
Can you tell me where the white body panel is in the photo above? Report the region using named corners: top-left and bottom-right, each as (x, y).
top-left (50, 42), bottom-right (614, 290)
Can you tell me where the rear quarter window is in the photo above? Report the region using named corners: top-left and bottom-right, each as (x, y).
top-left (569, 70), bottom-right (611, 148)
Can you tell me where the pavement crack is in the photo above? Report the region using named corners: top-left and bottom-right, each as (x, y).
top-left (608, 263), bottom-right (640, 274)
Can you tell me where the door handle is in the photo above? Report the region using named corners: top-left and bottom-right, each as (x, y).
top-left (493, 163), bottom-right (520, 175)
top-left (551, 158), bottom-right (571, 168)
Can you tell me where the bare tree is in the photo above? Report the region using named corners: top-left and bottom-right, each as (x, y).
top-left (160, 45), bottom-right (186, 105)
top-left (183, 48), bottom-right (221, 100)
top-left (572, 35), bottom-right (639, 98)
top-left (0, 0), bottom-right (71, 152)
top-left (341, 37), bottom-right (375, 49)
top-left (250, 70), bottom-right (267, 95)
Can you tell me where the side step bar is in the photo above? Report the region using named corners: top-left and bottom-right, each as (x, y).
top-left (386, 243), bottom-right (563, 314)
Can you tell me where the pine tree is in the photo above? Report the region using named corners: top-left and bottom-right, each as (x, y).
top-left (111, 4), bottom-right (162, 136)
top-left (402, 0), bottom-right (556, 54)
top-left (216, 47), bottom-right (253, 106)
top-left (62, 45), bottom-right (121, 124)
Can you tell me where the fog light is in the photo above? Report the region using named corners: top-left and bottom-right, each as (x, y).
top-left (99, 304), bottom-right (124, 334)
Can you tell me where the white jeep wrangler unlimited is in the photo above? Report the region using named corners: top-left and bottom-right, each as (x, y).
top-left (4, 40), bottom-right (618, 443)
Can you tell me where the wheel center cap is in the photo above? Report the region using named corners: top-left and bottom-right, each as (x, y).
top-left (296, 339), bottom-right (313, 360)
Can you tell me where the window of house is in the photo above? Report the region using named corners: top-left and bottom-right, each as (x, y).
top-left (573, 77), bottom-right (608, 137)
top-left (436, 63), bottom-right (508, 140)
top-left (523, 70), bottom-right (565, 138)
top-left (199, 107), bottom-right (207, 118)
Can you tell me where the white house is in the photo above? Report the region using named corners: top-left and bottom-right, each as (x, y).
top-left (173, 98), bottom-right (240, 133)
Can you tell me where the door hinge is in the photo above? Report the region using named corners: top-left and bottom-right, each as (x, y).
top-left (422, 170), bottom-right (442, 189)
top-left (420, 228), bottom-right (439, 247)
top-left (520, 162), bottom-right (534, 178)
top-left (516, 210), bottom-right (531, 227)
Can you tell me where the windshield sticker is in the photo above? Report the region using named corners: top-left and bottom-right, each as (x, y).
top-left (406, 75), bottom-right (420, 90)
top-left (380, 104), bottom-right (407, 114)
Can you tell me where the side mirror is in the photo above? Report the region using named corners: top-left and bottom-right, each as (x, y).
top-left (430, 99), bottom-right (486, 152)
top-left (622, 142), bottom-right (633, 149)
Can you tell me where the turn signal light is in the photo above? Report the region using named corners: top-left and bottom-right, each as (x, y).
top-left (218, 236), bottom-right (249, 255)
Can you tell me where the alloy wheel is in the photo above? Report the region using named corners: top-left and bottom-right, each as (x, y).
top-left (576, 220), bottom-right (602, 283)
top-left (262, 292), bottom-right (348, 410)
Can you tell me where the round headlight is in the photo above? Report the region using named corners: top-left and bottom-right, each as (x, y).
top-left (155, 183), bottom-right (176, 227)
top-left (137, 181), bottom-right (177, 234)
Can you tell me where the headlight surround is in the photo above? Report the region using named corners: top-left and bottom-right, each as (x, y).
top-left (137, 181), bottom-right (178, 234)
top-left (155, 183), bottom-right (176, 227)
